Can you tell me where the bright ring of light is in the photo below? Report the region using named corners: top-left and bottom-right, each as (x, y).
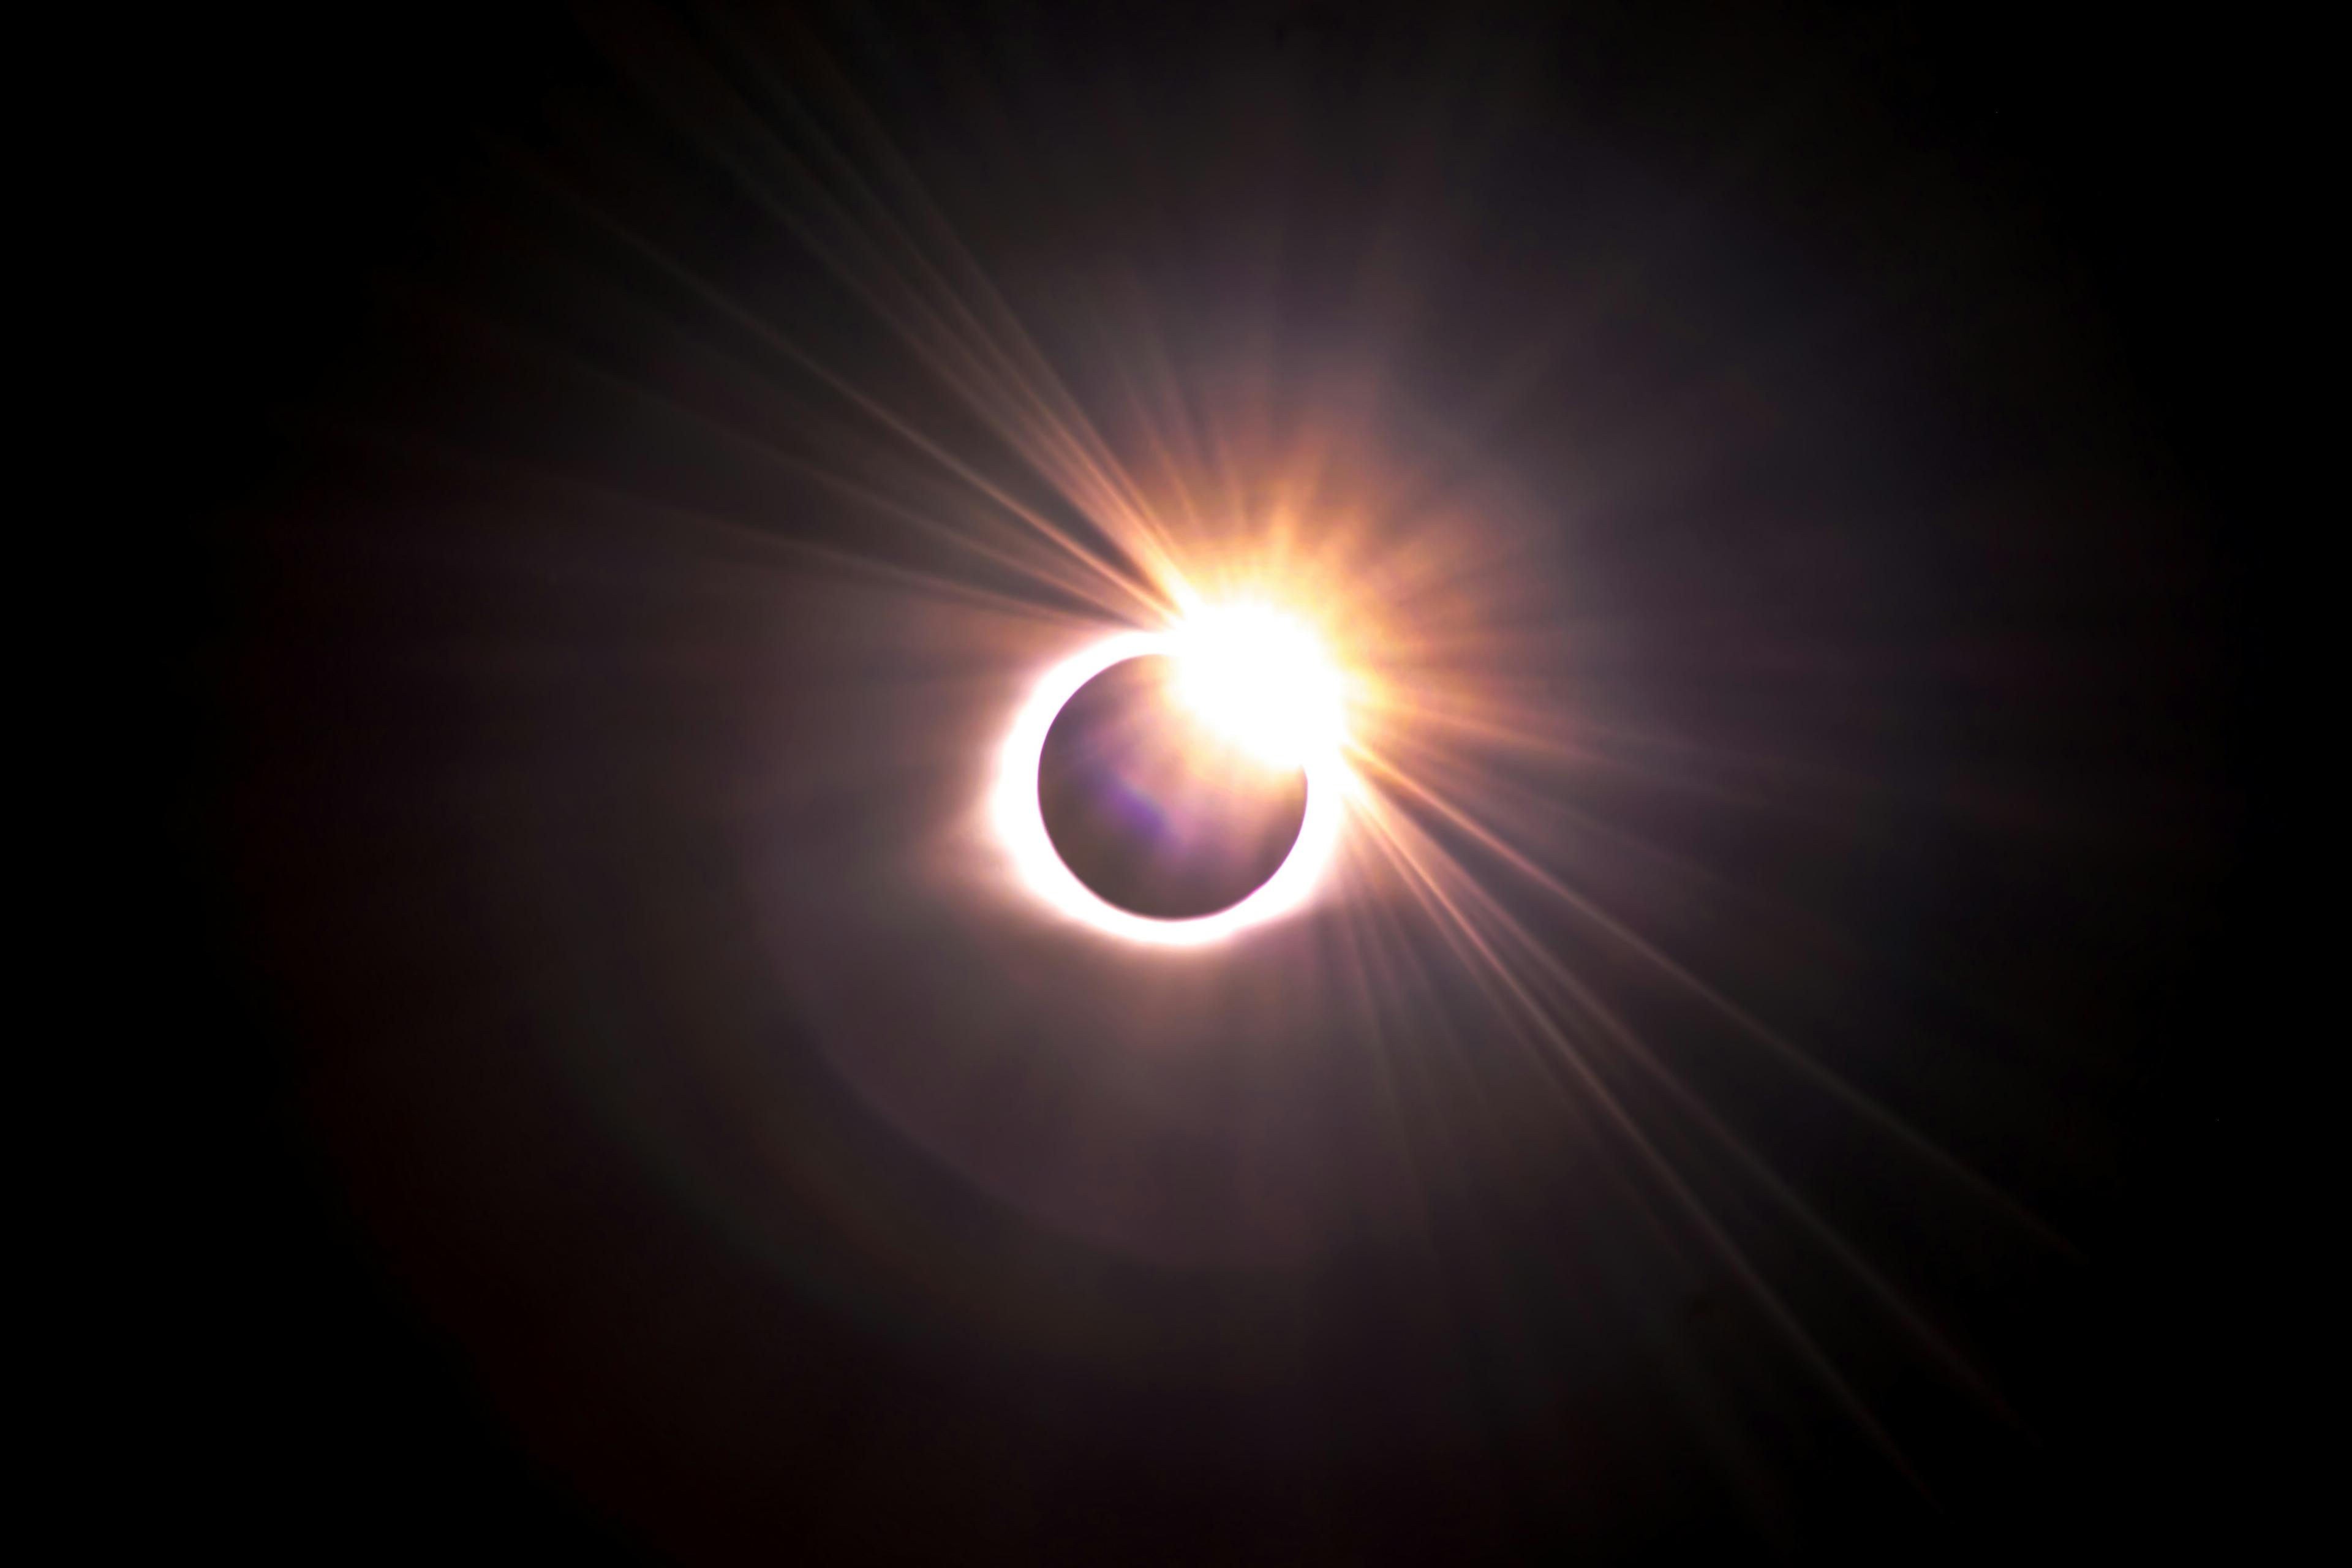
top-left (992, 630), bottom-right (1348, 947)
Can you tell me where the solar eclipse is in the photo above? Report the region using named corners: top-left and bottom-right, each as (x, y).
top-left (993, 607), bottom-right (1350, 945)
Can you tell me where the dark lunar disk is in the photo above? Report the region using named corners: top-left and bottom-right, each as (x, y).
top-left (1038, 655), bottom-right (1309, 919)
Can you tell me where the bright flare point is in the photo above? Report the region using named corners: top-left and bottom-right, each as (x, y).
top-left (1167, 604), bottom-right (1346, 771)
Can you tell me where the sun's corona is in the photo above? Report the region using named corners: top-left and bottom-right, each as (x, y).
top-left (992, 610), bottom-right (1349, 945)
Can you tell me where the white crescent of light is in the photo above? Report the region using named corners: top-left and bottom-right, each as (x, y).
top-left (990, 626), bottom-right (1349, 948)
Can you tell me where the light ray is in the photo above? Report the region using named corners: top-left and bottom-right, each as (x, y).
top-left (1351, 785), bottom-right (1931, 1493)
top-left (1350, 741), bottom-right (2073, 1253)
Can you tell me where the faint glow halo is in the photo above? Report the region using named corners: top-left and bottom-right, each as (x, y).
top-left (991, 624), bottom-right (1350, 947)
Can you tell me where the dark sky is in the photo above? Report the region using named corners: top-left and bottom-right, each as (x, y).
top-left (141, 3), bottom-right (2267, 1561)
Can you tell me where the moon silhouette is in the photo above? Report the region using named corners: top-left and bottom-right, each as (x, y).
top-left (1037, 654), bottom-right (1310, 919)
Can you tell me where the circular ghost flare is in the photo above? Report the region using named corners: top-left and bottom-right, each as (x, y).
top-left (993, 618), bottom-right (1348, 946)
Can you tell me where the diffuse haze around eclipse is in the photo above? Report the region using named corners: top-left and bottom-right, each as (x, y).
top-left (175, 1), bottom-right (2245, 1561)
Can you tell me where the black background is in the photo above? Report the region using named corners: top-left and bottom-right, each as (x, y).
top-left (133, 2), bottom-right (2271, 1560)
